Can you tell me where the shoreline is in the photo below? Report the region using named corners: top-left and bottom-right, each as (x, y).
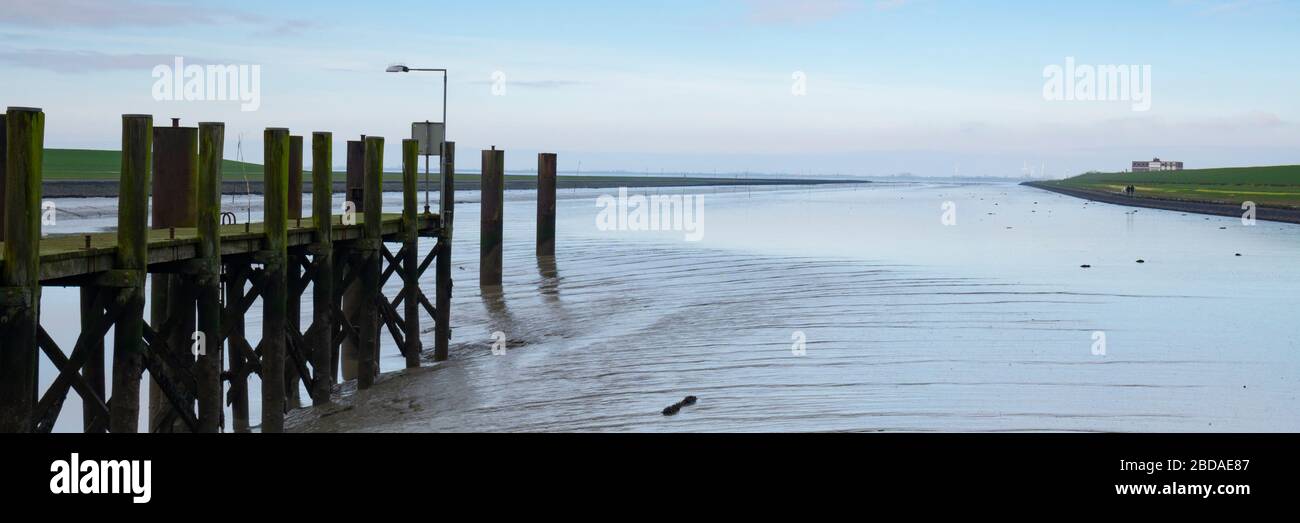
top-left (40, 176), bottom-right (864, 199)
top-left (1021, 181), bottom-right (1300, 225)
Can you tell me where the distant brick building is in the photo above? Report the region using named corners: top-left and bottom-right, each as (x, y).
top-left (1131, 157), bottom-right (1184, 172)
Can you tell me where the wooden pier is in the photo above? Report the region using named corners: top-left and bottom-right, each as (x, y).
top-left (0, 107), bottom-right (455, 433)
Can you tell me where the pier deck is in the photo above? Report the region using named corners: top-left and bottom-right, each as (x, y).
top-left (2, 214), bottom-right (441, 283)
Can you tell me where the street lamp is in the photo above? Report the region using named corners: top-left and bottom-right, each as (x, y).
top-left (387, 64), bottom-right (448, 213)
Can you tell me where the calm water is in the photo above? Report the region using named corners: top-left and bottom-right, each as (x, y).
top-left (40, 181), bottom-right (1300, 432)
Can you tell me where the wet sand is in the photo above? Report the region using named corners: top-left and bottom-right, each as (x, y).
top-left (280, 182), bottom-right (1300, 433)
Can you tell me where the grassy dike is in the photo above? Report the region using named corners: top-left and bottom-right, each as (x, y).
top-left (1024, 165), bottom-right (1300, 224)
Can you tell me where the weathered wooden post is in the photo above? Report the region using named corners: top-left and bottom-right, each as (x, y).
top-left (434, 142), bottom-right (454, 361)
top-left (480, 147), bottom-right (504, 287)
top-left (80, 287), bottom-right (105, 432)
top-left (0, 113), bottom-right (6, 242)
top-left (401, 139), bottom-right (421, 368)
top-left (285, 135), bottom-right (304, 408)
top-left (225, 264), bottom-right (250, 432)
top-left (194, 122), bottom-right (224, 433)
top-left (340, 138), bottom-right (365, 380)
top-left (261, 128), bottom-right (289, 432)
top-left (148, 118), bottom-right (197, 431)
top-left (309, 132), bottom-right (334, 404)
top-left (111, 114), bottom-right (152, 433)
top-left (358, 136), bottom-right (384, 388)
top-left (0, 107), bottom-right (43, 433)
top-left (537, 153), bottom-right (557, 256)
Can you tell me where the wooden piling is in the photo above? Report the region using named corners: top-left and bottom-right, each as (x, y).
top-left (80, 287), bottom-right (105, 432)
top-left (0, 113), bottom-right (6, 242)
top-left (194, 122), bottom-right (224, 432)
top-left (341, 139), bottom-right (364, 380)
top-left (148, 120), bottom-right (197, 431)
top-left (261, 127), bottom-right (290, 433)
top-left (309, 132), bottom-right (334, 404)
top-left (480, 148), bottom-right (504, 287)
top-left (225, 264), bottom-right (250, 432)
top-left (111, 114), bottom-right (152, 433)
top-left (358, 136), bottom-right (384, 388)
top-left (285, 135), bottom-right (304, 408)
top-left (537, 153), bottom-right (557, 256)
top-left (434, 142), bottom-right (454, 361)
top-left (402, 139), bottom-right (421, 368)
top-left (346, 139), bottom-right (365, 211)
top-left (0, 107), bottom-right (43, 433)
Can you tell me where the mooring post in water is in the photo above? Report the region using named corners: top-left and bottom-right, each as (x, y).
top-left (480, 147), bottom-right (504, 287)
top-left (434, 142), bottom-right (455, 361)
top-left (261, 128), bottom-right (290, 433)
top-left (537, 152), bottom-right (557, 256)
top-left (225, 264), bottom-right (250, 432)
top-left (341, 138), bottom-right (365, 381)
top-left (285, 135), bottom-right (304, 408)
top-left (111, 114), bottom-right (152, 433)
top-left (148, 118), bottom-right (198, 432)
top-left (309, 132), bottom-right (335, 404)
top-left (195, 122), bottom-right (224, 433)
top-left (357, 136), bottom-right (384, 388)
top-left (402, 139), bottom-right (422, 368)
top-left (0, 107), bottom-right (43, 433)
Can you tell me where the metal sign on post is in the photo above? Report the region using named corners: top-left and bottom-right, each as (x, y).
top-left (412, 121), bottom-right (446, 213)
top-left (412, 121), bottom-right (445, 156)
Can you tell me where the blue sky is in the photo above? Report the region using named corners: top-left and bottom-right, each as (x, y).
top-left (1, 0), bottom-right (1298, 176)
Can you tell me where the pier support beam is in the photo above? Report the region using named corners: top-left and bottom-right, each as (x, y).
top-left (111, 114), bottom-right (152, 433)
top-left (0, 107), bottom-right (44, 433)
top-left (310, 132), bottom-right (334, 404)
top-left (261, 128), bottom-right (290, 433)
top-left (537, 153), bottom-right (557, 256)
top-left (434, 142), bottom-right (455, 361)
top-left (357, 136), bottom-right (384, 389)
top-left (195, 122), bottom-right (224, 432)
top-left (0, 113), bottom-right (6, 242)
top-left (341, 139), bottom-right (364, 381)
top-left (148, 119), bottom-right (197, 432)
top-left (80, 287), bottom-right (105, 432)
top-left (225, 264), bottom-right (250, 432)
top-left (480, 147), bottom-right (504, 287)
top-left (402, 139), bottom-right (421, 368)
top-left (285, 135), bottom-right (304, 408)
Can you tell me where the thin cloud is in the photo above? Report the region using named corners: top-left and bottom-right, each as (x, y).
top-left (0, 0), bottom-right (310, 34)
top-left (745, 0), bottom-right (858, 25)
top-left (0, 48), bottom-right (225, 73)
top-left (1170, 0), bottom-right (1279, 14)
top-left (467, 79), bottom-right (591, 89)
top-left (743, 0), bottom-right (909, 25)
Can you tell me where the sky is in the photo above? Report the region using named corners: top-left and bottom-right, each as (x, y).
top-left (0, 0), bottom-right (1298, 176)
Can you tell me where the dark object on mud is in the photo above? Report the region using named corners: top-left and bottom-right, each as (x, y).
top-left (662, 395), bottom-right (699, 416)
top-left (1080, 264), bottom-right (1091, 268)
top-left (1136, 259), bottom-right (1145, 263)
top-left (1235, 253), bottom-right (1242, 257)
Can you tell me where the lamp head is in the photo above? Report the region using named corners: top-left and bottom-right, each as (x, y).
top-left (386, 64), bottom-right (410, 73)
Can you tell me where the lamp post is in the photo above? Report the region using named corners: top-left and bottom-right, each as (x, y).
top-left (386, 64), bottom-right (448, 213)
